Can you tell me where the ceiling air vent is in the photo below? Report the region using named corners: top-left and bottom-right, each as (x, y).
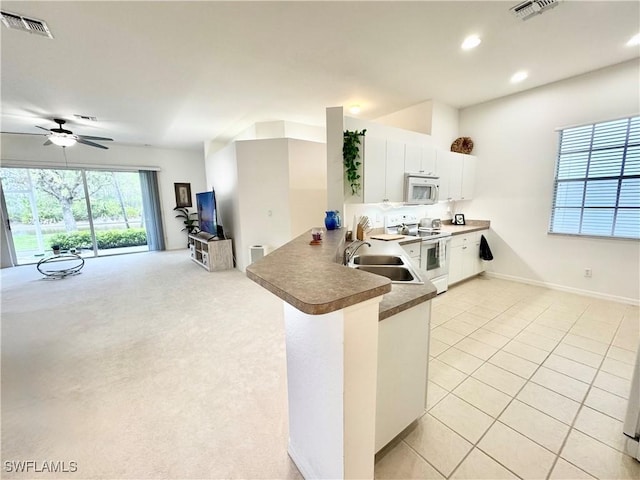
top-left (1, 10), bottom-right (53, 38)
top-left (510, 0), bottom-right (560, 21)
top-left (74, 114), bottom-right (98, 122)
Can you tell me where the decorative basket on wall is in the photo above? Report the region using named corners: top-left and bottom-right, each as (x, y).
top-left (451, 137), bottom-right (474, 154)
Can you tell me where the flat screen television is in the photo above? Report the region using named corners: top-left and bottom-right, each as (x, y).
top-left (196, 190), bottom-right (218, 237)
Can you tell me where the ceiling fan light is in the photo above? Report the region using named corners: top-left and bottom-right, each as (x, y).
top-left (49, 134), bottom-right (77, 147)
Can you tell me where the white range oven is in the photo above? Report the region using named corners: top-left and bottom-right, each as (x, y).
top-left (385, 214), bottom-right (451, 293)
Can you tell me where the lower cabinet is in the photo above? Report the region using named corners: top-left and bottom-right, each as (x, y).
top-left (376, 301), bottom-right (430, 452)
top-left (448, 232), bottom-right (485, 285)
top-left (401, 241), bottom-right (421, 264)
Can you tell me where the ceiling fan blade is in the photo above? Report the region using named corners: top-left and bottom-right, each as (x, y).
top-left (43, 139), bottom-right (52, 146)
top-left (36, 125), bottom-right (52, 132)
top-left (77, 135), bottom-right (113, 142)
top-left (77, 138), bottom-right (108, 149)
top-left (1, 131), bottom-right (47, 136)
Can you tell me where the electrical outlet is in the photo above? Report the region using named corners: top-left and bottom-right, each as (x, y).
top-left (584, 268), bottom-right (592, 278)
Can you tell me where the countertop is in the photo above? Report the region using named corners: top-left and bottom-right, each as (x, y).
top-left (441, 219), bottom-right (491, 235)
top-left (369, 219), bottom-right (490, 244)
top-left (246, 229), bottom-right (436, 320)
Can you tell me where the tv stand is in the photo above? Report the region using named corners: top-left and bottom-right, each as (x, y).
top-left (188, 234), bottom-right (233, 272)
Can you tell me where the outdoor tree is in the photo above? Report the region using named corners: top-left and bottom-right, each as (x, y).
top-left (34, 170), bottom-right (111, 231)
top-left (34, 170), bottom-right (83, 231)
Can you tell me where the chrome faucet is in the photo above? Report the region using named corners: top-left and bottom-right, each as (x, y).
top-left (343, 241), bottom-right (371, 265)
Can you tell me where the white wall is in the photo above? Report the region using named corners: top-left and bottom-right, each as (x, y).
top-left (0, 134), bottom-right (206, 251)
top-left (374, 99), bottom-right (461, 151)
top-left (236, 139), bottom-right (292, 270)
top-left (206, 135), bottom-right (327, 271)
top-left (326, 107), bottom-right (345, 212)
top-left (375, 101), bottom-right (433, 135)
top-left (288, 139), bottom-right (327, 236)
top-left (459, 59), bottom-right (640, 303)
top-left (204, 141), bottom-right (239, 257)
top-left (431, 100), bottom-right (460, 151)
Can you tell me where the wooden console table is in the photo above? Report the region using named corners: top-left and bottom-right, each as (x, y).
top-left (188, 235), bottom-right (233, 272)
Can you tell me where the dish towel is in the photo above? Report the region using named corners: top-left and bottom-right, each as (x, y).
top-left (480, 235), bottom-right (494, 261)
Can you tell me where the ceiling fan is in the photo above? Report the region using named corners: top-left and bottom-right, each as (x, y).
top-left (34, 118), bottom-right (114, 149)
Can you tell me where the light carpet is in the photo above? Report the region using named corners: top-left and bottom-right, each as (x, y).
top-left (1, 251), bottom-right (301, 479)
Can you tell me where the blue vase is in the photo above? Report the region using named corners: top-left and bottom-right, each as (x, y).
top-left (324, 210), bottom-right (338, 230)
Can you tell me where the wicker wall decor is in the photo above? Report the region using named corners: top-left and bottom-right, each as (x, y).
top-left (451, 136), bottom-right (474, 154)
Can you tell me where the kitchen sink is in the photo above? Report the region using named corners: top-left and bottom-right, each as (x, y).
top-left (352, 254), bottom-right (405, 266)
top-left (353, 265), bottom-right (423, 284)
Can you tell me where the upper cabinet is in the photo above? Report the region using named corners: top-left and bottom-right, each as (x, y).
top-left (363, 136), bottom-right (386, 203)
top-left (460, 154), bottom-right (476, 201)
top-left (404, 144), bottom-right (436, 176)
top-left (436, 151), bottom-right (476, 202)
top-left (363, 137), bottom-right (405, 203)
top-left (355, 134), bottom-right (477, 204)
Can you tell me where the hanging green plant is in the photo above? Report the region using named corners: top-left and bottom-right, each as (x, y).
top-left (343, 129), bottom-right (366, 196)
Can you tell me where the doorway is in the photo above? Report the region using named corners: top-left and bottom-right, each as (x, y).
top-left (0, 167), bottom-right (150, 265)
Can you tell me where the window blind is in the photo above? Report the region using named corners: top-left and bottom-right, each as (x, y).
top-left (550, 115), bottom-right (640, 239)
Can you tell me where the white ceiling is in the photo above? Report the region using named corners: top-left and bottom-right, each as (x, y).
top-left (1, 1), bottom-right (639, 151)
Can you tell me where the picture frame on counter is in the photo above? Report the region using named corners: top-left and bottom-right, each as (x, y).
top-left (454, 214), bottom-right (466, 225)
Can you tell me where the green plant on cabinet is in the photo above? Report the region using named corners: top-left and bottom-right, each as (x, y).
top-left (343, 129), bottom-right (366, 196)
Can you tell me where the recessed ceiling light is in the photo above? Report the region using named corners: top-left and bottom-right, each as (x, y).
top-left (627, 33), bottom-right (640, 47)
top-left (461, 35), bottom-right (481, 50)
top-left (511, 71), bottom-right (528, 83)
top-left (349, 105), bottom-right (361, 115)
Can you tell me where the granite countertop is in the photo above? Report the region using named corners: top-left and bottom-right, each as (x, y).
top-left (441, 219), bottom-right (491, 235)
top-left (246, 229), bottom-right (436, 320)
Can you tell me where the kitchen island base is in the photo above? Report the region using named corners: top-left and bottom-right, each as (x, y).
top-left (284, 296), bottom-right (382, 479)
top-left (376, 301), bottom-right (430, 452)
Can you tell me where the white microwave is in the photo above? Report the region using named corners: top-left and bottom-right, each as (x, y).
top-left (404, 174), bottom-right (439, 204)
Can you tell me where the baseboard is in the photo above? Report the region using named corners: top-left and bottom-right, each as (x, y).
top-left (288, 442), bottom-right (319, 480)
top-left (484, 271), bottom-right (639, 306)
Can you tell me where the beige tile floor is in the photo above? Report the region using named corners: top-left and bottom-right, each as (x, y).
top-left (375, 276), bottom-right (640, 480)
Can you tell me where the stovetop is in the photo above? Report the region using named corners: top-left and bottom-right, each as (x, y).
top-left (384, 214), bottom-right (451, 240)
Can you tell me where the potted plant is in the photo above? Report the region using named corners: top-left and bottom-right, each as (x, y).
top-left (174, 207), bottom-right (199, 245)
top-left (51, 244), bottom-right (61, 255)
top-left (343, 129), bottom-right (366, 196)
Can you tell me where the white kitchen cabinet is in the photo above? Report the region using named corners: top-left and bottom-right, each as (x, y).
top-left (385, 140), bottom-right (405, 202)
top-left (363, 137), bottom-right (404, 203)
top-left (460, 154), bottom-right (477, 201)
top-left (448, 232), bottom-right (485, 284)
top-left (405, 144), bottom-right (436, 176)
top-left (435, 150), bottom-right (476, 202)
top-left (363, 136), bottom-right (386, 203)
top-left (401, 241), bottom-right (421, 263)
top-left (376, 302), bottom-right (430, 452)
top-left (435, 150), bottom-right (455, 201)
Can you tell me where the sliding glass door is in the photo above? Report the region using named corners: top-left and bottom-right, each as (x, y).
top-left (0, 167), bottom-right (151, 265)
top-left (85, 171), bottom-right (148, 256)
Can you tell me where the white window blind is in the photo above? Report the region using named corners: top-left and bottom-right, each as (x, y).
top-left (550, 115), bottom-right (640, 239)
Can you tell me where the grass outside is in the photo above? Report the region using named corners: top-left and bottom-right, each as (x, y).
top-left (11, 225), bottom-right (148, 264)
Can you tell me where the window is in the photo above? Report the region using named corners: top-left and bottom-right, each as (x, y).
top-left (0, 167), bottom-right (163, 265)
top-left (550, 115), bottom-right (640, 239)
